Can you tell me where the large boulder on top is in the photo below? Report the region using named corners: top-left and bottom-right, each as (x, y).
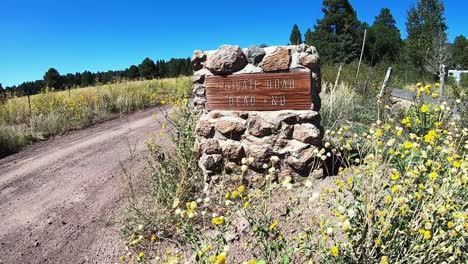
top-left (245, 46), bottom-right (266, 65)
top-left (259, 47), bottom-right (291, 72)
top-left (206, 45), bottom-right (248, 75)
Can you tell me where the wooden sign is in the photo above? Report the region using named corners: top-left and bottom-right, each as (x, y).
top-left (205, 72), bottom-right (312, 111)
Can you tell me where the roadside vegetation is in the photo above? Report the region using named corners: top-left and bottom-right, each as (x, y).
top-left (0, 77), bottom-right (192, 158)
top-left (118, 80), bottom-right (466, 263)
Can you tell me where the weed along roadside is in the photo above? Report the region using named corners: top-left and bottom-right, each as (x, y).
top-left (118, 44), bottom-right (467, 264)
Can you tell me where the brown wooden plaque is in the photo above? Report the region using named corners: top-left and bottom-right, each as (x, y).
top-left (205, 72), bottom-right (312, 111)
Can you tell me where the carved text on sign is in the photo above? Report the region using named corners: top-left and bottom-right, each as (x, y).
top-left (205, 72), bottom-right (311, 111)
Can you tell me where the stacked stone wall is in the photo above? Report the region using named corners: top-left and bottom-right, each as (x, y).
top-left (191, 44), bottom-right (323, 184)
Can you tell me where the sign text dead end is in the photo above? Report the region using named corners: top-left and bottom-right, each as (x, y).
top-left (205, 72), bottom-right (312, 111)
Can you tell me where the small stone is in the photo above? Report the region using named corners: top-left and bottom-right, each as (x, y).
top-left (193, 84), bottom-right (205, 96)
top-left (286, 147), bottom-right (318, 175)
top-left (195, 120), bottom-right (214, 138)
top-left (298, 53), bottom-right (319, 69)
top-left (245, 172), bottom-right (266, 188)
top-left (202, 139), bottom-right (221, 154)
top-left (193, 96), bottom-right (207, 107)
top-left (243, 143), bottom-right (272, 170)
top-left (193, 68), bottom-right (212, 84)
top-left (206, 45), bottom-right (248, 75)
top-left (191, 50), bottom-right (207, 71)
top-left (290, 52), bottom-right (308, 70)
top-left (259, 47), bottom-right (291, 72)
top-left (245, 46), bottom-right (266, 65)
top-left (292, 123), bottom-right (321, 144)
top-left (199, 154), bottom-right (223, 175)
top-left (275, 139), bottom-right (309, 156)
top-left (221, 140), bottom-right (245, 162)
top-left (306, 46), bottom-right (318, 55)
top-left (261, 111), bottom-right (298, 127)
top-left (295, 43), bottom-right (309, 53)
top-left (34, 241), bottom-right (40, 247)
top-left (248, 116), bottom-right (276, 137)
top-left (215, 116), bottom-right (247, 139)
top-left (233, 64), bottom-right (263, 75)
top-left (296, 111), bottom-right (320, 123)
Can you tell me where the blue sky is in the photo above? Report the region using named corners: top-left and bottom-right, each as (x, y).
top-left (0, 0), bottom-right (466, 87)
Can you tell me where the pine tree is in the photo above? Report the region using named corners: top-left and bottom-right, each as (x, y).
top-left (81, 71), bottom-right (95, 87)
top-left (304, 28), bottom-right (314, 46)
top-left (139, 58), bottom-right (157, 79)
top-left (368, 8), bottom-right (402, 65)
top-left (405, 0), bottom-right (447, 77)
top-left (43, 68), bottom-right (62, 90)
top-left (452, 35), bottom-right (468, 69)
top-left (126, 65), bottom-right (140, 79)
top-left (289, 24), bottom-right (302, 45)
top-left (311, 0), bottom-right (361, 64)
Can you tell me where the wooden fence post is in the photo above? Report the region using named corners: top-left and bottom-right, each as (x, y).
top-left (377, 67), bottom-right (393, 121)
top-left (329, 64), bottom-right (343, 121)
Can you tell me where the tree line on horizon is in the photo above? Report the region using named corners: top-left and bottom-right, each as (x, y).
top-left (0, 57), bottom-right (192, 98)
top-left (288, 0), bottom-right (468, 81)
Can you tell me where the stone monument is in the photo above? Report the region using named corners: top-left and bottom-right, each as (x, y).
top-left (192, 44), bottom-right (323, 185)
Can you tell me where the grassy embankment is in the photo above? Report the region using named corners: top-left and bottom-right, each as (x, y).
top-left (0, 77), bottom-right (192, 158)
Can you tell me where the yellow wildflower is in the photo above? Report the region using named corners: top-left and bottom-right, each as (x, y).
top-left (391, 171), bottom-right (400, 181)
top-left (424, 230), bottom-right (431, 240)
top-left (402, 117), bottom-right (410, 125)
top-left (420, 104), bottom-right (428, 113)
top-left (269, 220), bottom-right (279, 230)
top-left (212, 217), bottom-right (224, 225)
top-left (247, 260), bottom-right (257, 264)
top-left (424, 130), bottom-right (437, 143)
top-left (231, 190), bottom-right (239, 199)
top-left (138, 252), bottom-right (145, 258)
top-left (385, 195), bottom-right (393, 203)
top-left (447, 221), bottom-right (454, 229)
top-left (243, 201), bottom-right (250, 208)
top-left (381, 256), bottom-right (389, 264)
top-left (237, 185), bottom-right (246, 194)
top-left (375, 129), bottom-right (383, 138)
top-left (429, 172), bottom-right (438, 181)
top-left (330, 246), bottom-right (339, 257)
top-left (414, 192), bottom-right (421, 200)
top-left (204, 244), bottom-right (212, 252)
top-left (403, 141), bottom-right (413, 149)
top-left (215, 253), bottom-right (227, 264)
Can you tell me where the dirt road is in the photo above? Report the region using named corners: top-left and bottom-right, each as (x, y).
top-left (0, 107), bottom-right (164, 264)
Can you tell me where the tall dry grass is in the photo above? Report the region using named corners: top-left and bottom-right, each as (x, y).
top-left (0, 77), bottom-right (192, 157)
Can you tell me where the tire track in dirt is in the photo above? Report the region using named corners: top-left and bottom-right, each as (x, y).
top-left (0, 107), bottom-right (165, 264)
